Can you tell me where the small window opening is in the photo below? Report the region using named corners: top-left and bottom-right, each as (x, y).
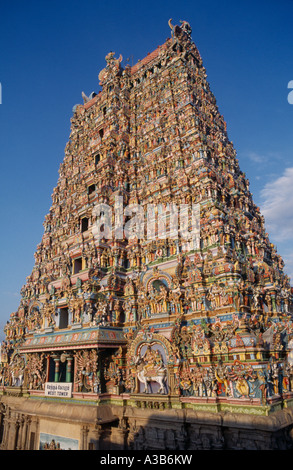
top-left (81, 217), bottom-right (89, 232)
top-left (73, 257), bottom-right (83, 274)
top-left (88, 184), bottom-right (96, 195)
top-left (59, 307), bottom-right (69, 329)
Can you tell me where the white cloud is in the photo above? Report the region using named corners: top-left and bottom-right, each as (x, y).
top-left (247, 151), bottom-right (268, 163)
top-left (245, 151), bottom-right (281, 165)
top-left (260, 167), bottom-right (293, 243)
top-left (259, 168), bottom-right (293, 282)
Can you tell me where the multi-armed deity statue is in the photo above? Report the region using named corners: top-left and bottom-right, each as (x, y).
top-left (0, 19), bottom-right (293, 450)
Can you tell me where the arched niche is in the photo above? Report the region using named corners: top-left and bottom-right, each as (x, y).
top-left (128, 332), bottom-right (174, 394)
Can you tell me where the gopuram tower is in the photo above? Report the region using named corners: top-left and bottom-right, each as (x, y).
top-left (1, 20), bottom-right (293, 451)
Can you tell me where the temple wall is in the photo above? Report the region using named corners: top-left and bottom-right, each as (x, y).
top-left (0, 394), bottom-right (118, 450)
top-left (1, 394), bottom-right (293, 450)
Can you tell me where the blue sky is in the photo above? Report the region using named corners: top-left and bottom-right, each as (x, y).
top-left (0, 0), bottom-right (293, 340)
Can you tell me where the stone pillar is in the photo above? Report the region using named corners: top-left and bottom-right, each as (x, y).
top-left (46, 354), bottom-right (51, 382)
top-left (93, 425), bottom-right (103, 450)
top-left (20, 416), bottom-right (29, 450)
top-left (92, 424), bottom-right (112, 450)
top-left (16, 415), bottom-right (25, 450)
top-left (66, 357), bottom-right (73, 383)
top-left (6, 414), bottom-right (20, 450)
top-left (81, 425), bottom-right (89, 450)
top-left (0, 413), bottom-right (10, 450)
top-left (53, 356), bottom-right (60, 382)
top-left (168, 365), bottom-right (175, 394)
top-left (23, 417), bottom-right (32, 450)
top-left (0, 404), bottom-right (5, 448)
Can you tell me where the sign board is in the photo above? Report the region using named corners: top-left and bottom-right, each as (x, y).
top-left (45, 382), bottom-right (72, 398)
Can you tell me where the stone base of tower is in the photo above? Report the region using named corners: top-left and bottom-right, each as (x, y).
top-left (1, 393), bottom-right (293, 450)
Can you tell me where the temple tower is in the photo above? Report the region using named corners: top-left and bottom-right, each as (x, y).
top-left (1, 20), bottom-right (293, 450)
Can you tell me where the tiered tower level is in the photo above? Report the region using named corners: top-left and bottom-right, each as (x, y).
top-left (1, 20), bottom-right (293, 416)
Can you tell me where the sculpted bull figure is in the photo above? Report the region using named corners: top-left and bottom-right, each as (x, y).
top-left (134, 345), bottom-right (168, 394)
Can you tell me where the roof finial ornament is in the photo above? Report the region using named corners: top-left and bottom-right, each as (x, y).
top-left (180, 19), bottom-right (192, 37)
top-left (168, 18), bottom-right (175, 38)
top-left (81, 91), bottom-right (97, 104)
top-left (98, 52), bottom-right (123, 86)
top-left (168, 18), bottom-right (192, 41)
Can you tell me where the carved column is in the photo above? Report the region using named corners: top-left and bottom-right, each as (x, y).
top-left (110, 417), bottom-right (128, 449)
top-left (0, 409), bottom-right (9, 450)
top-left (23, 416), bottom-right (32, 450)
top-left (19, 416), bottom-right (30, 450)
top-left (81, 425), bottom-right (89, 450)
top-left (6, 413), bottom-right (20, 450)
top-left (93, 424), bottom-right (103, 450)
top-left (16, 415), bottom-right (25, 450)
top-left (53, 356), bottom-right (60, 382)
top-left (168, 365), bottom-right (175, 394)
top-left (66, 357), bottom-right (73, 383)
top-left (45, 354), bottom-right (51, 382)
top-left (0, 404), bottom-right (5, 448)
top-left (93, 424), bottom-right (112, 450)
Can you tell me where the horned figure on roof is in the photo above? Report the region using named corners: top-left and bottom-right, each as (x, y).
top-left (105, 51), bottom-right (123, 69)
top-left (168, 18), bottom-right (192, 40)
top-left (180, 20), bottom-right (192, 36)
top-left (82, 91), bottom-right (97, 104)
top-left (99, 51), bottom-right (123, 85)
